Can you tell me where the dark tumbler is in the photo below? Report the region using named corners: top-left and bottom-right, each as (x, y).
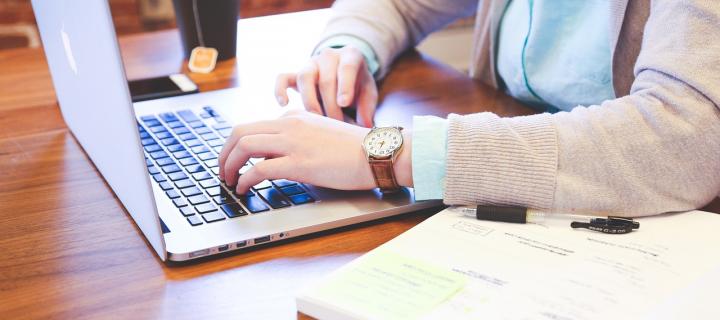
top-left (172, 0), bottom-right (239, 61)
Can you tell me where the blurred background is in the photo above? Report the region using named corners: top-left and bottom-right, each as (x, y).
top-left (0, 0), bottom-right (475, 72)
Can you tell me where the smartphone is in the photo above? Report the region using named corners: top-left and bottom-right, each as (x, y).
top-left (128, 73), bottom-right (199, 102)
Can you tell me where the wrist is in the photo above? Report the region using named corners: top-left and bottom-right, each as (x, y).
top-left (394, 130), bottom-right (413, 187)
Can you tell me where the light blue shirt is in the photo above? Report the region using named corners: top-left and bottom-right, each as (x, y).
top-left (320, 0), bottom-right (615, 200)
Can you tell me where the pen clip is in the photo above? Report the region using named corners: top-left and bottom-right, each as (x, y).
top-left (571, 217), bottom-right (639, 235)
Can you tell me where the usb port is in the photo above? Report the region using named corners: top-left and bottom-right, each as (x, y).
top-left (218, 244), bottom-right (229, 252)
top-left (254, 235), bottom-right (271, 244)
top-left (189, 249), bottom-right (210, 258)
top-left (236, 240), bottom-right (247, 248)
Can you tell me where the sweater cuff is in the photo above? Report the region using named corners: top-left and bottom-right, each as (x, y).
top-left (313, 35), bottom-right (381, 77)
top-left (444, 113), bottom-right (558, 209)
top-left (411, 116), bottom-right (449, 200)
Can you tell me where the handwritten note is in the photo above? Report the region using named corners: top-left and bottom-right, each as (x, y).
top-left (307, 250), bottom-right (466, 320)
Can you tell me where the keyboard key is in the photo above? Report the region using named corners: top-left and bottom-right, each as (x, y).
top-left (179, 157), bottom-right (199, 166)
top-left (152, 173), bottom-right (166, 183)
top-left (206, 186), bottom-right (223, 196)
top-left (148, 166), bottom-right (160, 175)
top-left (253, 180), bottom-right (273, 190)
top-left (149, 126), bottom-right (166, 133)
top-left (140, 131), bottom-right (151, 139)
top-left (177, 110), bottom-right (199, 122)
top-left (159, 181), bottom-right (174, 191)
top-left (239, 164), bottom-right (252, 175)
top-left (156, 157), bottom-right (174, 167)
top-left (173, 198), bottom-right (188, 207)
top-left (140, 115), bottom-right (157, 122)
top-left (173, 127), bottom-right (190, 135)
top-left (195, 127), bottom-right (212, 135)
top-left (166, 121), bottom-right (184, 128)
top-left (191, 146), bottom-right (209, 154)
top-left (188, 194), bottom-right (210, 205)
top-left (187, 215), bottom-right (203, 226)
top-left (145, 158), bottom-right (153, 166)
top-left (181, 187), bottom-right (202, 197)
top-left (168, 172), bottom-right (188, 181)
top-left (200, 132), bottom-right (218, 141)
top-left (159, 112), bottom-right (178, 122)
top-left (141, 138), bottom-right (156, 146)
top-left (280, 185), bottom-right (305, 196)
top-left (192, 172), bottom-right (213, 181)
top-left (201, 210), bottom-right (226, 223)
top-left (173, 150), bottom-right (192, 159)
top-left (200, 179), bottom-right (220, 188)
top-left (272, 179), bottom-right (297, 188)
top-left (185, 139), bottom-right (203, 147)
top-left (175, 179), bottom-right (195, 189)
top-left (213, 122), bottom-right (232, 130)
top-left (167, 144), bottom-right (185, 153)
top-left (218, 128), bottom-right (232, 138)
top-left (256, 188), bottom-right (290, 209)
top-left (161, 164), bottom-right (181, 174)
top-left (144, 144), bottom-right (162, 153)
top-left (155, 131), bottom-right (173, 140)
top-left (204, 159), bottom-right (219, 168)
top-left (212, 193), bottom-right (234, 205)
top-left (186, 164), bottom-right (205, 174)
top-left (199, 112), bottom-right (211, 119)
top-left (207, 139), bottom-right (224, 147)
top-left (150, 150), bottom-right (169, 159)
top-left (179, 133), bottom-right (196, 141)
top-left (180, 206), bottom-right (196, 217)
top-left (289, 193), bottom-right (315, 205)
top-left (239, 194), bottom-right (269, 213)
top-left (197, 152), bottom-right (216, 161)
top-left (166, 189), bottom-right (180, 199)
top-left (212, 146), bottom-right (223, 153)
top-left (220, 203), bottom-right (247, 218)
top-left (188, 121), bottom-right (205, 129)
top-left (211, 167), bottom-right (220, 175)
top-left (195, 203), bottom-right (217, 213)
top-left (161, 138), bottom-right (178, 146)
top-left (143, 119), bottom-right (160, 127)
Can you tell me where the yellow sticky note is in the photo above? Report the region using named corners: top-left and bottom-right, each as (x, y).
top-left (309, 250), bottom-right (466, 320)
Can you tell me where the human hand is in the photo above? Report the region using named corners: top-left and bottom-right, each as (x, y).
top-left (275, 46), bottom-right (378, 128)
top-left (218, 110), bottom-right (412, 194)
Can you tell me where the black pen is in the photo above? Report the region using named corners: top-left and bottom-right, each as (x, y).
top-left (452, 205), bottom-right (640, 234)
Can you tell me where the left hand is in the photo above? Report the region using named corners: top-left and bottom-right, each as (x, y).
top-left (218, 110), bottom-right (413, 194)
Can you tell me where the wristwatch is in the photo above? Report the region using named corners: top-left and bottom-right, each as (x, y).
top-left (362, 126), bottom-right (404, 193)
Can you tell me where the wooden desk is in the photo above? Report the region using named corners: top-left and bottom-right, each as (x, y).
top-left (1, 9), bottom-right (716, 319)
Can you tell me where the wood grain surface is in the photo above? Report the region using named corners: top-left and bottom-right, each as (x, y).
top-left (0, 9), bottom-right (716, 320)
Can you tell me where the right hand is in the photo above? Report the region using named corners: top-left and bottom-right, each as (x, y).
top-left (274, 46), bottom-right (378, 128)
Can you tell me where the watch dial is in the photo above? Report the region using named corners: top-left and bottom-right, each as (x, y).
top-left (364, 127), bottom-right (403, 157)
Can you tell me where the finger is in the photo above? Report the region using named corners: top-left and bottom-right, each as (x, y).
top-left (336, 48), bottom-right (364, 107)
top-left (296, 62), bottom-right (323, 115)
top-left (223, 134), bottom-right (286, 187)
top-left (218, 121), bottom-right (283, 181)
top-left (235, 157), bottom-right (293, 194)
top-left (274, 73), bottom-right (297, 106)
top-left (316, 58), bottom-right (344, 122)
top-left (356, 69), bottom-right (378, 128)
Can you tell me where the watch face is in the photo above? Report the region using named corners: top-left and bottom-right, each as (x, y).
top-left (364, 127), bottom-right (403, 158)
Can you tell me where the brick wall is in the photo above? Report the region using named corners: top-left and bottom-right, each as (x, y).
top-left (0, 0), bottom-right (333, 50)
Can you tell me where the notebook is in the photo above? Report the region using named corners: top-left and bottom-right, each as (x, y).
top-left (297, 208), bottom-right (720, 319)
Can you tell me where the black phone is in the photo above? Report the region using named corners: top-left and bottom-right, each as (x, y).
top-left (128, 74), bottom-right (199, 102)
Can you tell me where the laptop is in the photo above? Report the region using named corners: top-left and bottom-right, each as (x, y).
top-left (31, 0), bottom-right (440, 262)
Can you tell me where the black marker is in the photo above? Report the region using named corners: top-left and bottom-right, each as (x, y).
top-left (453, 205), bottom-right (639, 234)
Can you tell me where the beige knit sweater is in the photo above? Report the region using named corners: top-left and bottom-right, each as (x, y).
top-left (319, 0), bottom-right (720, 216)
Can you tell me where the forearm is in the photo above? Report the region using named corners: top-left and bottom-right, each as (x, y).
top-left (320, 0), bottom-right (477, 79)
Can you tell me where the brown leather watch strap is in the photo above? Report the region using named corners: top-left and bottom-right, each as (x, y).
top-left (369, 157), bottom-right (401, 193)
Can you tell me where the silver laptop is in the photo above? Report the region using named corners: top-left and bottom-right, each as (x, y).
top-left (32, 0), bottom-right (439, 261)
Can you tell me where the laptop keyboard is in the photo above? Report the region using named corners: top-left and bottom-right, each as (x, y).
top-left (138, 106), bottom-right (315, 227)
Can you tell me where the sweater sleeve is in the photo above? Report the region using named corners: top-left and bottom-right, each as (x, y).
top-left (318, 0), bottom-right (478, 79)
top-left (443, 0), bottom-right (720, 216)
